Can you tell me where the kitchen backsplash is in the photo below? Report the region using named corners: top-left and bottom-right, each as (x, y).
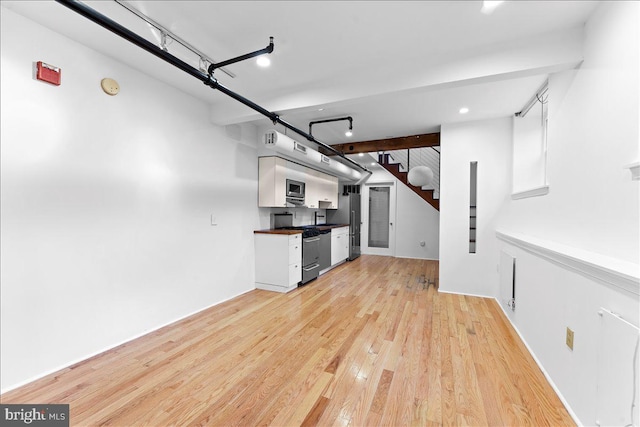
top-left (258, 207), bottom-right (328, 229)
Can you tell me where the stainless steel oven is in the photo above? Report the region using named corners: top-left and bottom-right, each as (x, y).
top-left (301, 230), bottom-right (320, 285)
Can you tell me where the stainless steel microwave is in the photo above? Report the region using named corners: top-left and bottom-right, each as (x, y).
top-left (286, 179), bottom-right (305, 199)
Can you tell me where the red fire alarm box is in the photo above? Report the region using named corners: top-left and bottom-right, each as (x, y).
top-left (36, 61), bottom-right (61, 86)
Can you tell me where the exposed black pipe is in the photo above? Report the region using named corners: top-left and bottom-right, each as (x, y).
top-left (53, 0), bottom-right (368, 174)
top-left (309, 116), bottom-right (353, 136)
top-left (208, 37), bottom-right (274, 74)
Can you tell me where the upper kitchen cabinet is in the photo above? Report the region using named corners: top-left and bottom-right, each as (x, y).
top-left (259, 156), bottom-right (288, 208)
top-left (319, 173), bottom-right (339, 209)
top-left (305, 169), bottom-right (322, 209)
top-left (306, 169), bottom-right (338, 209)
top-left (258, 156), bottom-right (339, 209)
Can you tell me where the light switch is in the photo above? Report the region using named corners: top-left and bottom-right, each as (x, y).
top-left (211, 215), bottom-right (217, 226)
top-left (566, 327), bottom-right (574, 350)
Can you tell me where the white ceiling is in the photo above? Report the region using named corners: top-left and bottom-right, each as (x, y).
top-left (3, 0), bottom-right (599, 145)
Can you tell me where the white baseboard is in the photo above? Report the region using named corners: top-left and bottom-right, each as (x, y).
top-left (255, 281), bottom-right (298, 293)
top-left (437, 288), bottom-right (493, 299)
top-left (394, 255), bottom-right (439, 261)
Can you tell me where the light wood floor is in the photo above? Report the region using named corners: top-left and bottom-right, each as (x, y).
top-left (1, 256), bottom-right (574, 426)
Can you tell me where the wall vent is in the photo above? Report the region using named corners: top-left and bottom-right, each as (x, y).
top-left (264, 132), bottom-right (276, 145)
top-left (320, 154), bottom-right (331, 165)
top-left (293, 141), bottom-right (307, 155)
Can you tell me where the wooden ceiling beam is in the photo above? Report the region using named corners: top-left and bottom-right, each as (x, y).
top-left (322, 132), bottom-right (440, 155)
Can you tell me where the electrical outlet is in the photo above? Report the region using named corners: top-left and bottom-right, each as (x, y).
top-left (566, 327), bottom-right (574, 350)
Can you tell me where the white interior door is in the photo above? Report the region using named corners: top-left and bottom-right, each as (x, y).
top-left (362, 182), bottom-right (396, 256)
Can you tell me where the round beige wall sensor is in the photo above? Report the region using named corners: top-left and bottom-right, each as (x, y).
top-left (101, 78), bottom-right (120, 96)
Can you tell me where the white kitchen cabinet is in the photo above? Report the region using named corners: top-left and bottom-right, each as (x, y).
top-left (258, 157), bottom-right (288, 208)
top-left (258, 156), bottom-right (339, 209)
top-left (305, 169), bottom-right (322, 209)
top-left (330, 226), bottom-right (349, 265)
top-left (255, 232), bottom-right (302, 293)
top-left (318, 174), bottom-right (339, 209)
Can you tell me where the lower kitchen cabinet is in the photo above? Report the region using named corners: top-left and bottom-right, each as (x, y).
top-left (255, 232), bottom-right (302, 293)
top-left (330, 226), bottom-right (349, 266)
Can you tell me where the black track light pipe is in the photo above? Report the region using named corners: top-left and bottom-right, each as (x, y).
top-left (55, 0), bottom-right (206, 81)
top-left (309, 116), bottom-right (353, 136)
top-left (208, 37), bottom-right (274, 74)
top-left (53, 0), bottom-right (367, 173)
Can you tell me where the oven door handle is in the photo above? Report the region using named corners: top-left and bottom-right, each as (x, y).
top-left (303, 237), bottom-right (320, 242)
top-left (303, 263), bottom-right (320, 272)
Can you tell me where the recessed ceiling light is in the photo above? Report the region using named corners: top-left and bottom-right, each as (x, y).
top-left (459, 107), bottom-right (470, 114)
top-left (481, 0), bottom-right (504, 14)
top-left (345, 130), bottom-right (353, 137)
top-left (256, 56), bottom-right (271, 67)
top-left (318, 108), bottom-right (324, 111)
top-left (358, 153), bottom-right (364, 157)
top-left (370, 162), bottom-right (376, 166)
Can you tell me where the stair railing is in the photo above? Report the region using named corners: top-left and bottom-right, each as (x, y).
top-left (380, 147), bottom-right (440, 198)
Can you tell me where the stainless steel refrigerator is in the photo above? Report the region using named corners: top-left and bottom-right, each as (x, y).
top-left (326, 185), bottom-right (361, 261)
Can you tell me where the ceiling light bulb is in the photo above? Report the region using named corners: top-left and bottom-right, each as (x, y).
top-left (481, 1), bottom-right (504, 14)
top-left (256, 56), bottom-right (271, 67)
top-left (345, 130), bottom-right (353, 137)
top-left (459, 107), bottom-right (470, 114)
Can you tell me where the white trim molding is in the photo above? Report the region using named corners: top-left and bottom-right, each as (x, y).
top-left (511, 185), bottom-right (550, 200)
top-left (496, 230), bottom-right (640, 296)
top-left (624, 162), bottom-right (639, 181)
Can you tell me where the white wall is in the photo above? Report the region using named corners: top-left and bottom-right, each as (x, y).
top-left (0, 8), bottom-right (260, 392)
top-left (361, 166), bottom-right (440, 260)
top-left (439, 117), bottom-right (512, 297)
top-left (395, 175), bottom-right (440, 259)
top-left (500, 2), bottom-right (639, 264)
top-left (494, 3), bottom-right (640, 425)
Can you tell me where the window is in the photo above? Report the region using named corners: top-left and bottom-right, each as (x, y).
top-left (512, 80), bottom-right (549, 199)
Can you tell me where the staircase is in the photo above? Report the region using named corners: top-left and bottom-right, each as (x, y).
top-left (378, 148), bottom-right (440, 211)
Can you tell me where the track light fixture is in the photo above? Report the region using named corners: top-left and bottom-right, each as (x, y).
top-left (309, 116), bottom-right (354, 138)
top-left (208, 37), bottom-right (274, 75)
top-left (345, 120), bottom-right (353, 137)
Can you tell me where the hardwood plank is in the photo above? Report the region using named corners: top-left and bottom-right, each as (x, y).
top-left (272, 371), bottom-right (333, 426)
top-left (0, 256), bottom-right (574, 427)
top-left (368, 369), bottom-right (394, 416)
top-left (347, 339), bottom-right (392, 426)
top-left (300, 396), bottom-right (330, 427)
